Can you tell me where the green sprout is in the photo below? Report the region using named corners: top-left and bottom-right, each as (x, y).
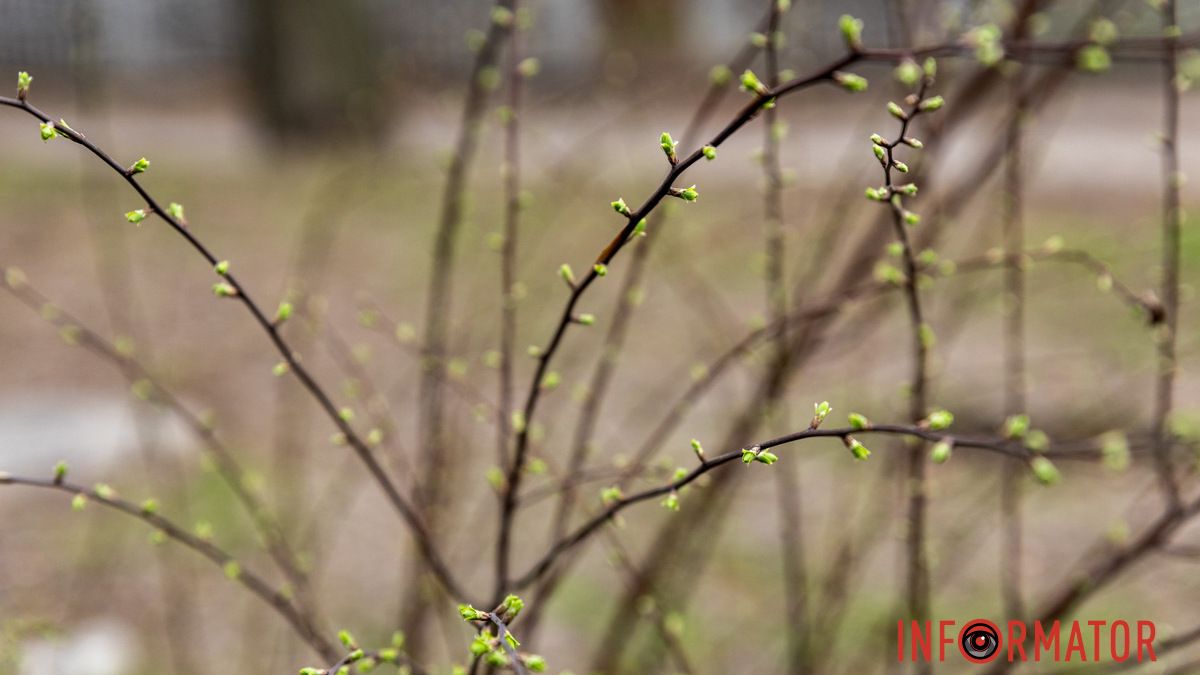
top-left (845, 437), bottom-right (870, 460)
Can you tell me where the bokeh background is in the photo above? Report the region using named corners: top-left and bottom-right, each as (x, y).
top-left (2, 1), bottom-right (1200, 673)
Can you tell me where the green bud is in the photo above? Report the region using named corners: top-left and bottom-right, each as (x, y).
top-left (1026, 429), bottom-right (1050, 452)
top-left (94, 483), bottom-right (115, 500)
top-left (678, 185), bottom-right (698, 202)
top-left (923, 57), bottom-right (938, 79)
top-left (833, 71), bottom-right (868, 92)
top-left (660, 131), bottom-right (677, 163)
top-left (125, 209), bottom-right (147, 224)
top-left (611, 198), bottom-right (630, 216)
top-left (756, 451), bottom-right (779, 465)
top-left (338, 407), bottom-right (355, 422)
top-left (839, 15), bottom-right (864, 50)
top-left (905, 137), bottom-right (924, 148)
top-left (904, 211), bottom-right (921, 225)
top-left (39, 121), bottom-right (57, 141)
top-left (750, 32), bottom-right (768, 48)
top-left (338, 630), bottom-right (357, 650)
top-left (918, 323), bottom-right (936, 349)
top-left (848, 413), bottom-right (870, 430)
top-left (459, 604), bottom-right (488, 622)
top-left (872, 145), bottom-right (887, 162)
top-left (140, 498), bottom-right (159, 515)
top-left (710, 64), bottom-right (732, 86)
top-left (702, 145), bottom-right (717, 160)
top-left (601, 486), bottom-right (623, 505)
top-left (1077, 45), bottom-right (1111, 73)
top-left (129, 157), bottom-right (150, 174)
top-left (887, 101), bottom-right (906, 119)
top-left (577, 313), bottom-right (595, 325)
top-left (864, 187), bottom-right (885, 201)
top-left (691, 438), bottom-right (704, 459)
top-left (741, 448), bottom-right (757, 464)
top-left (918, 96), bottom-right (944, 112)
top-left (53, 460), bottom-right (68, 483)
top-left (870, 133), bottom-right (886, 145)
top-left (212, 282), bottom-right (237, 298)
top-left (593, 263), bottom-right (608, 276)
top-left (967, 24), bottom-right (1005, 66)
top-left (377, 648), bottom-right (398, 664)
top-left (72, 493), bottom-right (87, 511)
top-left (517, 57), bottom-right (540, 78)
top-left (930, 440), bottom-right (953, 464)
top-left (540, 371), bottom-right (560, 390)
top-left (661, 491), bottom-right (680, 511)
top-left (214, 260), bottom-right (230, 276)
top-left (1092, 432), bottom-right (1127, 474)
top-left (166, 202), bottom-right (185, 221)
top-left (895, 183), bottom-right (918, 196)
top-left (525, 655), bottom-right (547, 672)
top-left (486, 466), bottom-right (505, 489)
top-left (925, 409), bottom-right (954, 430)
top-left (672, 467), bottom-right (688, 481)
top-left (1004, 414), bottom-right (1030, 439)
top-left (1031, 456), bottom-right (1061, 486)
top-left (813, 401), bottom-right (832, 425)
top-left (895, 59), bottom-right (922, 87)
top-left (845, 437), bottom-right (870, 460)
top-left (740, 69), bottom-right (767, 95)
top-left (300, 668), bottom-right (324, 675)
top-left (893, 160), bottom-right (909, 173)
top-left (491, 6), bottom-right (514, 26)
top-left (559, 263), bottom-right (575, 286)
top-left (1089, 18), bottom-right (1118, 46)
top-left (17, 71), bottom-right (32, 99)
top-left (275, 301), bottom-right (293, 322)
top-left (223, 560), bottom-right (241, 580)
top-left (272, 361), bottom-right (289, 377)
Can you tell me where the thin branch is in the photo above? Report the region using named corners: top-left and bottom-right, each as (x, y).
top-left (1150, 0), bottom-right (1185, 509)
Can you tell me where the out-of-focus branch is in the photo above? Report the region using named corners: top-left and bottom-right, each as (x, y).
top-left (0, 472), bottom-right (338, 661)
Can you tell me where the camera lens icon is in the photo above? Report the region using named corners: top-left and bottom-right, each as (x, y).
top-left (959, 619), bottom-right (1001, 663)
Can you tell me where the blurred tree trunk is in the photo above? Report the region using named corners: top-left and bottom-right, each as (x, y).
top-left (241, 0), bottom-right (386, 145)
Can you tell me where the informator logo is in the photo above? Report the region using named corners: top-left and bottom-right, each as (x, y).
top-left (897, 619), bottom-right (1158, 665)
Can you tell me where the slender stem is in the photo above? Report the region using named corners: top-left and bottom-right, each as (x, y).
top-left (494, 0), bottom-right (524, 599)
top-left (1000, 67), bottom-right (1029, 621)
top-left (1151, 0), bottom-right (1184, 510)
top-left (760, 2), bottom-right (809, 669)
top-left (878, 78), bottom-right (933, 632)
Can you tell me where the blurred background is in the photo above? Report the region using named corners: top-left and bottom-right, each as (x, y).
top-left (1, 0), bottom-right (1200, 673)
